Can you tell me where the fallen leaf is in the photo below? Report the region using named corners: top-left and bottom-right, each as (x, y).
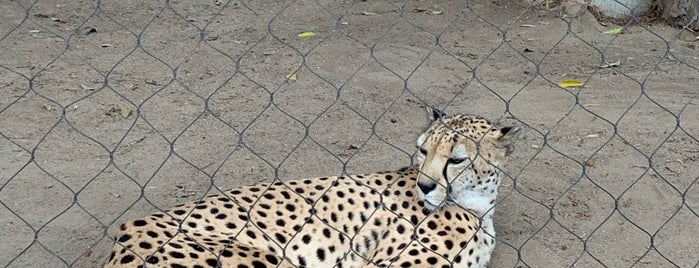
top-left (80, 84), bottom-right (96, 91)
top-left (29, 30), bottom-right (41, 33)
top-left (42, 103), bottom-right (54, 111)
top-left (171, 184), bottom-right (196, 198)
top-left (599, 60), bottom-right (621, 68)
top-left (430, 9), bottom-right (443, 15)
top-left (585, 159), bottom-right (595, 167)
top-left (135, 132), bottom-right (146, 142)
top-left (144, 79), bottom-right (159, 85)
top-left (286, 73), bottom-right (297, 82)
top-left (100, 43), bottom-right (114, 48)
top-left (413, 8), bottom-right (428, 13)
top-left (603, 26), bottom-right (622, 34)
top-left (585, 134), bottom-right (599, 138)
top-left (558, 79), bottom-right (584, 88)
top-left (297, 31), bottom-right (317, 38)
top-left (520, 24), bottom-right (536, 27)
top-left (120, 107), bottom-right (132, 118)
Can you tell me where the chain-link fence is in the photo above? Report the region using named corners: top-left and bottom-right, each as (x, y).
top-left (1, 0), bottom-right (697, 267)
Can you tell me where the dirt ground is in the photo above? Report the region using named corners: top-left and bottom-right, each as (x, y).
top-left (0, 0), bottom-right (697, 267)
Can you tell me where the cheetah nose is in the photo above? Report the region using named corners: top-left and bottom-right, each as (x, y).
top-left (417, 182), bottom-right (437, 194)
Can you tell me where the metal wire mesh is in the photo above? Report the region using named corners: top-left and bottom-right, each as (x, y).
top-left (0, 0), bottom-right (697, 267)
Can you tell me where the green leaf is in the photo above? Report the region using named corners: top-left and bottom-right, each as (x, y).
top-left (558, 79), bottom-right (584, 88)
top-left (297, 31), bottom-right (317, 38)
top-left (603, 26), bottom-right (623, 34)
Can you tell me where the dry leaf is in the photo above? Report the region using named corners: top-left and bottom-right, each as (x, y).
top-left (585, 134), bottom-right (599, 138)
top-left (558, 79), bottom-right (584, 88)
top-left (286, 73), bottom-right (297, 82)
top-left (42, 103), bottom-right (54, 111)
top-left (135, 132), bottom-right (146, 142)
top-left (585, 159), bottom-right (595, 167)
top-left (430, 9), bottom-right (443, 15)
top-left (80, 84), bottom-right (96, 91)
top-left (120, 107), bottom-right (132, 118)
top-left (599, 60), bottom-right (621, 68)
top-left (297, 31), bottom-right (317, 38)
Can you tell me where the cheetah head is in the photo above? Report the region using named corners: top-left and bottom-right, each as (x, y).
top-left (414, 108), bottom-right (521, 216)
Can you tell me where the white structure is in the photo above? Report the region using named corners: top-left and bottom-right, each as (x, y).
top-left (590, 0), bottom-right (651, 18)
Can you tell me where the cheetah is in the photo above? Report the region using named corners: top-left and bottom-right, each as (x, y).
top-left (104, 108), bottom-right (521, 268)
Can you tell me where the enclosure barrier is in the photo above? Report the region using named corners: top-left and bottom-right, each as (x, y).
top-left (0, 0), bottom-right (697, 267)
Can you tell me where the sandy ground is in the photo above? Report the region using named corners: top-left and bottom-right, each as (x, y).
top-left (0, 0), bottom-right (697, 267)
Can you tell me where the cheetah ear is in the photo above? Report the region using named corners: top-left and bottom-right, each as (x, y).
top-left (494, 125), bottom-right (522, 157)
top-left (425, 106), bottom-right (445, 121)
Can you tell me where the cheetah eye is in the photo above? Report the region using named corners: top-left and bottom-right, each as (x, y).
top-left (418, 148), bottom-right (428, 155)
top-left (447, 157), bottom-right (466, 165)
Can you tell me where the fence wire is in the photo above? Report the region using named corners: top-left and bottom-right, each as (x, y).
top-left (0, 0), bottom-right (698, 267)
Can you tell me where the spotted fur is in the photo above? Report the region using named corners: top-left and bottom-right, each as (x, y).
top-left (104, 109), bottom-right (521, 268)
